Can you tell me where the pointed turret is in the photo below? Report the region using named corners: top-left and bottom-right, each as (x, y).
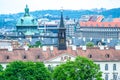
top-left (59, 10), bottom-right (65, 28)
top-left (58, 9), bottom-right (67, 50)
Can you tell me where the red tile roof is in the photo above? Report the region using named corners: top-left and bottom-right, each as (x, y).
top-left (0, 47), bottom-right (120, 62)
top-left (80, 22), bottom-right (120, 27)
top-left (113, 18), bottom-right (120, 22)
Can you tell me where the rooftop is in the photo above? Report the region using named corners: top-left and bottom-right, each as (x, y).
top-left (0, 47), bottom-right (120, 63)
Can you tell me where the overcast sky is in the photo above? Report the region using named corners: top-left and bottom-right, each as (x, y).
top-left (0, 0), bottom-right (120, 14)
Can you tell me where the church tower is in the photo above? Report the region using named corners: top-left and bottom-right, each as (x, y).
top-left (58, 10), bottom-right (67, 50)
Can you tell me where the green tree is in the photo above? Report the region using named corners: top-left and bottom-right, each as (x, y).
top-left (0, 64), bottom-right (4, 80)
top-left (86, 42), bottom-right (94, 47)
top-left (35, 41), bottom-right (42, 47)
top-left (53, 56), bottom-right (102, 80)
top-left (3, 61), bottom-right (51, 80)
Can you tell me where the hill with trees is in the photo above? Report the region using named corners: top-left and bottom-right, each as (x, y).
top-left (0, 8), bottom-right (120, 29)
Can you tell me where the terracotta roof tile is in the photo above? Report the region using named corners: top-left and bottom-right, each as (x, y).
top-left (80, 22), bottom-right (120, 27)
top-left (0, 47), bottom-right (120, 62)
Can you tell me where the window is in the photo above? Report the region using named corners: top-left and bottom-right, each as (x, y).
top-left (98, 64), bottom-right (100, 69)
top-left (88, 54), bottom-right (92, 58)
top-left (23, 55), bottom-right (27, 59)
top-left (105, 54), bottom-right (110, 58)
top-left (5, 55), bottom-right (10, 59)
top-left (36, 55), bottom-right (40, 59)
top-left (105, 64), bottom-right (108, 70)
top-left (113, 64), bottom-right (116, 70)
top-left (113, 73), bottom-right (118, 80)
top-left (105, 74), bottom-right (109, 80)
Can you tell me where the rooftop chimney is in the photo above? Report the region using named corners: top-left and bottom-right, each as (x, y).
top-left (115, 45), bottom-right (120, 50)
top-left (24, 45), bottom-right (29, 51)
top-left (72, 45), bottom-right (76, 50)
top-left (82, 46), bottom-right (86, 50)
top-left (50, 46), bottom-right (53, 51)
top-left (99, 46), bottom-right (104, 50)
top-left (8, 46), bottom-right (13, 51)
top-left (42, 46), bottom-right (47, 51)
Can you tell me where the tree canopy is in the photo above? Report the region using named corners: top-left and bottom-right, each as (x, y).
top-left (86, 42), bottom-right (94, 47)
top-left (52, 56), bottom-right (102, 80)
top-left (3, 61), bottom-right (51, 80)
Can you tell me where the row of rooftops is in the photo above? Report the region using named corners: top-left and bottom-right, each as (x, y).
top-left (79, 15), bottom-right (120, 27)
top-left (0, 46), bottom-right (120, 62)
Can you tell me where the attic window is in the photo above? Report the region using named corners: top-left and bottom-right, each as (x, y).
top-left (105, 54), bottom-right (110, 58)
top-left (5, 55), bottom-right (10, 59)
top-left (88, 54), bottom-right (92, 58)
top-left (36, 55), bottom-right (40, 59)
top-left (23, 55), bottom-right (27, 59)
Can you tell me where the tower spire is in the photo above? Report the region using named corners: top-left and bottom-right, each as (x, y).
top-left (58, 9), bottom-right (67, 50)
top-left (59, 8), bottom-right (64, 28)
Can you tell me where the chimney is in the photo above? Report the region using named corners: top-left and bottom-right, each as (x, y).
top-left (99, 46), bottom-right (104, 50)
top-left (82, 46), bottom-right (86, 50)
top-left (50, 46), bottom-right (53, 51)
top-left (42, 46), bottom-right (47, 51)
top-left (24, 45), bottom-right (29, 51)
top-left (72, 45), bottom-right (76, 50)
top-left (8, 46), bottom-right (13, 51)
top-left (115, 45), bottom-right (120, 50)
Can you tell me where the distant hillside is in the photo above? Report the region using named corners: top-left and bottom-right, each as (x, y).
top-left (0, 8), bottom-right (120, 29)
top-left (101, 8), bottom-right (120, 18)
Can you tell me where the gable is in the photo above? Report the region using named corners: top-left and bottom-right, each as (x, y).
top-left (45, 53), bottom-right (76, 62)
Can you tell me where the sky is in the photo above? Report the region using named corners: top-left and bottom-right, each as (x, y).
top-left (0, 0), bottom-right (120, 14)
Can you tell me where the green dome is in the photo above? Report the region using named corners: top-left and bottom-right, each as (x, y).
top-left (16, 16), bottom-right (38, 26)
top-left (16, 5), bottom-right (38, 26)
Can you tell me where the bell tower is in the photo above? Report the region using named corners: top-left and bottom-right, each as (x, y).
top-left (58, 10), bottom-right (67, 50)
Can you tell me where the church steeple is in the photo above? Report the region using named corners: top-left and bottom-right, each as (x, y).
top-left (24, 5), bottom-right (30, 17)
top-left (58, 10), bottom-right (67, 50)
top-left (59, 9), bottom-right (65, 28)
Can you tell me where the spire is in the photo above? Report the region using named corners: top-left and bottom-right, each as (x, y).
top-left (24, 4), bottom-right (30, 17)
top-left (59, 8), bottom-right (65, 28)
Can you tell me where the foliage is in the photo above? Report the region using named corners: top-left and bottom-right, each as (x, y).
top-left (0, 64), bottom-right (4, 80)
top-left (86, 42), bottom-right (94, 47)
top-left (3, 61), bottom-right (51, 80)
top-left (28, 41), bottom-right (42, 48)
top-left (52, 56), bottom-right (102, 80)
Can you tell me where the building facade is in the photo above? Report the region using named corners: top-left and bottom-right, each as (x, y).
top-left (0, 46), bottom-right (120, 80)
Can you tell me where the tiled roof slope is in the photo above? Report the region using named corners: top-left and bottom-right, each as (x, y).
top-left (80, 22), bottom-right (120, 27)
top-left (0, 47), bottom-right (120, 62)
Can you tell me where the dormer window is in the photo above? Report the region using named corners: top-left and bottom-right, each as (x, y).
top-left (105, 54), bottom-right (110, 58)
top-left (23, 55), bottom-right (27, 59)
top-left (36, 55), bottom-right (40, 59)
top-left (88, 54), bottom-right (92, 58)
top-left (5, 55), bottom-right (10, 59)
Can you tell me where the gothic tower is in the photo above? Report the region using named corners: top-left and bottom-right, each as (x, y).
top-left (58, 10), bottom-right (67, 50)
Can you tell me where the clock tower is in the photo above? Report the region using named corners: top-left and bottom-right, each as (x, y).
top-left (58, 10), bottom-right (67, 50)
